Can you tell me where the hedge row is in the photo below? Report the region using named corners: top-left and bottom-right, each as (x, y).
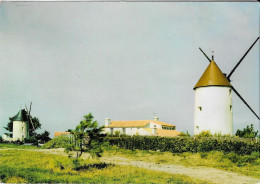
top-left (107, 136), bottom-right (260, 155)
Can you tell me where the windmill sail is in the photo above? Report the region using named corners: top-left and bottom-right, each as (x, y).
top-left (25, 102), bottom-right (36, 132)
top-left (231, 86), bottom-right (260, 120)
top-left (199, 47), bottom-right (211, 62)
top-left (227, 37), bottom-right (260, 80)
top-left (198, 38), bottom-right (260, 120)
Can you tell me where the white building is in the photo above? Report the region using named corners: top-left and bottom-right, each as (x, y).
top-left (104, 117), bottom-right (180, 137)
top-left (194, 60), bottom-right (233, 135)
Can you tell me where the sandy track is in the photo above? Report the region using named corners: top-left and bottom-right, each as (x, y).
top-left (101, 156), bottom-right (260, 184)
top-left (2, 148), bottom-right (260, 184)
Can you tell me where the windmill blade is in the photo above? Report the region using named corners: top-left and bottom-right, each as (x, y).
top-left (227, 37), bottom-right (260, 80)
top-left (199, 47), bottom-right (211, 62)
top-left (25, 102), bottom-right (36, 131)
top-left (232, 86), bottom-right (260, 120)
top-left (28, 102), bottom-right (32, 117)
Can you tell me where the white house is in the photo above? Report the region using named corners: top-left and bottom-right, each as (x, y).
top-left (104, 117), bottom-right (180, 137)
top-left (194, 60), bottom-right (233, 135)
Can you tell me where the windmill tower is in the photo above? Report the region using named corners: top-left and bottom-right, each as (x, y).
top-left (194, 37), bottom-right (260, 135)
top-left (194, 60), bottom-right (233, 135)
top-left (12, 102), bottom-right (35, 141)
top-left (12, 109), bottom-right (29, 141)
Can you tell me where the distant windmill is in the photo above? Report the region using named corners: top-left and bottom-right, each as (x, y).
top-left (194, 37), bottom-right (260, 135)
top-left (12, 109), bottom-right (29, 141)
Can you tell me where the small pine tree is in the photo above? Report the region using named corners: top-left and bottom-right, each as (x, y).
top-left (65, 113), bottom-right (107, 158)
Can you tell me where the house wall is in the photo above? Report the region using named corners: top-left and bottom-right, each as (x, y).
top-left (104, 127), bottom-right (152, 136)
top-left (146, 122), bottom-right (162, 129)
top-left (13, 121), bottom-right (29, 141)
top-left (2, 134), bottom-right (12, 141)
top-left (194, 86), bottom-right (233, 135)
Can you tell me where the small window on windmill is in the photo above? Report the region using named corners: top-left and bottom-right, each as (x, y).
top-left (22, 127), bottom-right (24, 131)
top-left (230, 105), bottom-right (232, 112)
top-left (198, 106), bottom-right (202, 111)
top-left (229, 89), bottom-right (232, 96)
top-left (196, 126), bottom-right (199, 130)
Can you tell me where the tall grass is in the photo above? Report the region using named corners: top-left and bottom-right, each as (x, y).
top-left (0, 149), bottom-right (210, 183)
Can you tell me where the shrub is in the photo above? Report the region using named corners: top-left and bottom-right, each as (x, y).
top-left (24, 136), bottom-right (38, 146)
top-left (72, 158), bottom-right (82, 170)
top-left (195, 130), bottom-right (213, 138)
top-left (5, 177), bottom-right (27, 183)
top-left (179, 131), bottom-right (191, 137)
top-left (236, 124), bottom-right (258, 138)
top-left (42, 136), bottom-right (70, 149)
top-left (108, 136), bottom-right (260, 155)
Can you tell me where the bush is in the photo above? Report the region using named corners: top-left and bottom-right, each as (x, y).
top-left (42, 136), bottom-right (70, 149)
top-left (24, 136), bottom-right (38, 146)
top-left (179, 131), bottom-right (191, 137)
top-left (195, 130), bottom-right (213, 138)
top-left (236, 124), bottom-right (258, 138)
top-left (108, 136), bottom-right (260, 155)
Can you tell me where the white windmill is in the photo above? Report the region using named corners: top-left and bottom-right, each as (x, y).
top-left (12, 109), bottom-right (29, 141)
top-left (194, 37), bottom-right (260, 135)
top-left (12, 102), bottom-right (35, 141)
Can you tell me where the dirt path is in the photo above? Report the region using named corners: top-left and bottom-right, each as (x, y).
top-left (2, 148), bottom-right (260, 184)
top-left (101, 156), bottom-right (260, 184)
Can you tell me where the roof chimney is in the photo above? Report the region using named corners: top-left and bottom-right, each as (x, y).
top-left (105, 118), bottom-right (111, 127)
top-left (154, 116), bottom-right (159, 121)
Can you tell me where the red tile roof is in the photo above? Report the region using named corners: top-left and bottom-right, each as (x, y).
top-left (107, 120), bottom-right (175, 128)
top-left (54, 132), bottom-right (70, 137)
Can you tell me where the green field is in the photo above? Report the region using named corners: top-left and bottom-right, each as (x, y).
top-left (0, 144), bottom-right (209, 183)
top-left (0, 143), bottom-right (259, 183)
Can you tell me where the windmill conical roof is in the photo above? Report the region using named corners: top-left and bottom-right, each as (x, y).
top-left (13, 109), bottom-right (28, 121)
top-left (194, 60), bottom-right (232, 89)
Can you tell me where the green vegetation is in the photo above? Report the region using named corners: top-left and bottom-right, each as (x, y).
top-left (42, 136), bottom-right (70, 149)
top-left (104, 146), bottom-right (260, 178)
top-left (0, 149), bottom-right (209, 183)
top-left (65, 113), bottom-right (107, 158)
top-left (179, 131), bottom-right (191, 137)
top-left (41, 137), bottom-right (260, 178)
top-left (108, 135), bottom-right (260, 155)
top-left (236, 124), bottom-right (259, 138)
top-left (0, 143), bottom-right (39, 149)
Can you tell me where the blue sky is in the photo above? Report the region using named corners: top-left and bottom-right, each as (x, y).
top-left (0, 2), bottom-right (259, 137)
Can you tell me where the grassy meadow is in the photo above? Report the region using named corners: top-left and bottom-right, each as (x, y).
top-left (0, 142), bottom-right (259, 183)
top-left (0, 144), bottom-right (210, 184)
top-left (104, 146), bottom-right (260, 178)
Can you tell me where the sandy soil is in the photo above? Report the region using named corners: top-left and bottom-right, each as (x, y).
top-left (3, 148), bottom-right (260, 184)
top-left (101, 156), bottom-right (260, 184)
